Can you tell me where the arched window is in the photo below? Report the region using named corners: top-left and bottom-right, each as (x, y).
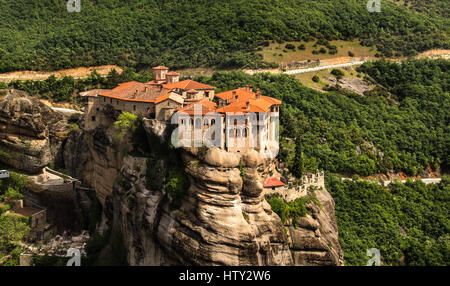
top-left (190, 118), bottom-right (194, 126)
top-left (195, 118), bottom-right (201, 129)
top-left (229, 129), bottom-right (234, 138)
top-left (245, 119), bottom-right (248, 125)
top-left (211, 119), bottom-right (216, 125)
top-left (204, 118), bottom-right (209, 126)
top-left (234, 119), bottom-right (238, 125)
top-left (181, 119), bottom-right (184, 125)
top-left (244, 128), bottom-right (248, 138)
top-left (236, 129), bottom-right (241, 138)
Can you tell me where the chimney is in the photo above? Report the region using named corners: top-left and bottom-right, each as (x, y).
top-left (232, 91), bottom-right (237, 100)
top-left (245, 84), bottom-right (252, 92)
top-left (256, 88), bottom-right (261, 100)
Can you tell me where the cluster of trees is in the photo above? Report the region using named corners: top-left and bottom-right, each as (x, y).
top-left (196, 58), bottom-right (449, 176)
top-left (0, 0), bottom-right (448, 72)
top-left (0, 172), bottom-right (29, 266)
top-left (326, 174), bottom-right (450, 266)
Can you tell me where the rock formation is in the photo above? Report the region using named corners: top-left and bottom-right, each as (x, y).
top-left (70, 118), bottom-right (344, 265)
top-left (0, 90), bottom-right (344, 265)
top-left (0, 90), bottom-right (68, 173)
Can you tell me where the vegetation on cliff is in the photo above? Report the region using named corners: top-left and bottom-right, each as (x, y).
top-left (326, 174), bottom-right (450, 266)
top-left (0, 0), bottom-right (448, 72)
top-left (0, 172), bottom-right (29, 265)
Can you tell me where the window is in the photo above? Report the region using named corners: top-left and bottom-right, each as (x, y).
top-left (103, 98), bottom-right (106, 102)
top-left (211, 132), bottom-right (216, 140)
top-left (96, 107), bottom-right (99, 112)
top-left (91, 116), bottom-right (96, 121)
top-left (181, 119), bottom-right (184, 125)
top-left (195, 118), bottom-right (201, 129)
top-left (190, 118), bottom-right (194, 125)
top-left (236, 129), bottom-right (241, 138)
top-left (211, 119), bottom-right (216, 125)
top-left (133, 105), bottom-right (136, 111)
top-left (204, 119), bottom-right (209, 126)
top-left (234, 119), bottom-right (238, 125)
top-left (229, 129), bottom-right (234, 138)
top-left (244, 128), bottom-right (248, 137)
top-left (110, 99), bottom-right (112, 103)
top-left (167, 102), bottom-right (170, 106)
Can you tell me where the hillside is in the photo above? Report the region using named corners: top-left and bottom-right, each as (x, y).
top-left (194, 58), bottom-right (450, 177)
top-left (0, 0), bottom-right (448, 72)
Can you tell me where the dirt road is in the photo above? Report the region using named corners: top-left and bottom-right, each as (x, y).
top-left (0, 65), bottom-right (122, 82)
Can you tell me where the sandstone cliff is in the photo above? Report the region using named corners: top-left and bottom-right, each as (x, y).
top-left (65, 117), bottom-right (344, 265)
top-left (0, 90), bottom-right (68, 173)
top-left (0, 91), bottom-right (344, 265)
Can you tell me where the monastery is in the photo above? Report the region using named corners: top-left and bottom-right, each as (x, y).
top-left (81, 66), bottom-right (281, 154)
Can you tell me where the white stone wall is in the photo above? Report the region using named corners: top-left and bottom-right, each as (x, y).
top-left (264, 171), bottom-right (325, 202)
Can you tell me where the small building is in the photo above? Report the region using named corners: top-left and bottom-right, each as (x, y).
top-left (263, 177), bottom-right (286, 191)
top-left (11, 200), bottom-right (56, 242)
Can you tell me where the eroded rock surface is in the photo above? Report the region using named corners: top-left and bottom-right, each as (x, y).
top-left (0, 90), bottom-right (68, 173)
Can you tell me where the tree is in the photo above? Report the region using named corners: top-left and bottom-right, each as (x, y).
top-left (1, 188), bottom-right (23, 204)
top-left (113, 112), bottom-right (137, 141)
top-left (0, 214), bottom-right (30, 245)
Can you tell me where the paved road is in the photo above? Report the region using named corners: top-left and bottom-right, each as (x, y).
top-left (283, 61), bottom-right (366, 75)
top-left (342, 177), bottom-right (442, 186)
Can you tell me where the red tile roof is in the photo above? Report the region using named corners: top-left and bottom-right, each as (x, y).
top-left (215, 88), bottom-right (255, 103)
top-left (162, 80), bottom-right (215, 90)
top-left (177, 99), bottom-right (217, 115)
top-left (264, 177), bottom-right (286, 188)
top-left (215, 87), bottom-right (281, 113)
top-left (98, 82), bottom-right (166, 103)
top-left (152, 66), bottom-right (169, 70)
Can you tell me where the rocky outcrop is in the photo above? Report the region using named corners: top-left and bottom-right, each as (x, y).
top-left (0, 90), bottom-right (68, 173)
top-left (62, 116), bottom-right (344, 266)
top-left (102, 142), bottom-right (343, 266)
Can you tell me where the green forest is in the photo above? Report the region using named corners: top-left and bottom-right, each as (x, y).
top-left (0, 0), bottom-right (448, 72)
top-left (327, 174), bottom-right (449, 266)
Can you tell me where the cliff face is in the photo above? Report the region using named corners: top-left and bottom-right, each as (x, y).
top-left (66, 117), bottom-right (343, 266)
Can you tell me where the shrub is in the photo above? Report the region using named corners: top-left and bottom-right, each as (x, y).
top-left (331, 69), bottom-right (344, 77)
top-left (0, 204), bottom-right (11, 214)
top-left (348, 51), bottom-right (355, 57)
top-left (285, 43), bottom-right (296, 50)
top-left (113, 112), bottom-right (137, 141)
top-left (312, 75), bottom-right (320, 82)
top-left (298, 44), bottom-right (306, 50)
top-left (165, 168), bottom-right (190, 210)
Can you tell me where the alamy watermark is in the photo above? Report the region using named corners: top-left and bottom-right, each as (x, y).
top-left (367, 0), bottom-right (381, 13)
top-left (366, 248), bottom-right (381, 266)
top-left (67, 0), bottom-right (81, 13)
top-left (66, 248), bottom-right (81, 266)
